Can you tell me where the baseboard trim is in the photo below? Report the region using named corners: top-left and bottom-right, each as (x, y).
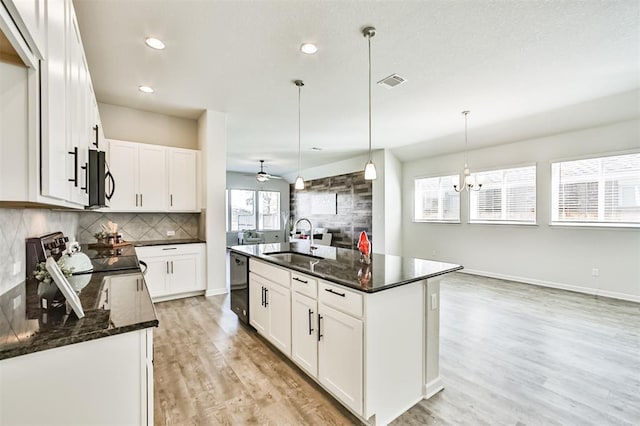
top-left (424, 377), bottom-right (444, 399)
top-left (461, 269), bottom-right (640, 303)
top-left (205, 288), bottom-right (228, 297)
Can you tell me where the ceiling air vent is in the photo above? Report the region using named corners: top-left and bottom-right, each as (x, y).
top-left (377, 73), bottom-right (406, 89)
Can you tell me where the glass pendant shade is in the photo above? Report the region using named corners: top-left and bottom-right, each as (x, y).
top-left (364, 160), bottom-right (377, 180)
top-left (294, 175), bottom-right (305, 190)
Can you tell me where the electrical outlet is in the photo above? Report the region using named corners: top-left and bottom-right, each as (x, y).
top-left (12, 261), bottom-right (21, 276)
top-left (166, 230), bottom-right (175, 237)
top-left (592, 268), bottom-right (599, 277)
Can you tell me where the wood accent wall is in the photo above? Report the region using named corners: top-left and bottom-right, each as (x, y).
top-left (290, 171), bottom-right (372, 249)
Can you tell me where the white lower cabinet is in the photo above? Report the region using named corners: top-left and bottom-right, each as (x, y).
top-left (249, 269), bottom-right (291, 357)
top-left (291, 292), bottom-right (318, 377)
top-left (249, 262), bottom-right (435, 425)
top-left (135, 243), bottom-right (205, 302)
top-left (290, 273), bottom-right (364, 416)
top-left (318, 303), bottom-right (363, 415)
top-left (0, 329), bottom-right (154, 426)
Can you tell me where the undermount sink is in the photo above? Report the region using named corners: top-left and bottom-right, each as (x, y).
top-left (264, 251), bottom-right (323, 263)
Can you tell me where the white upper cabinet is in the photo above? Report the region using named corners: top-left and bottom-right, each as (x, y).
top-left (34, 0), bottom-right (98, 207)
top-left (137, 144), bottom-right (167, 211)
top-left (107, 139), bottom-right (199, 212)
top-left (66, 8), bottom-right (90, 206)
top-left (40, 0), bottom-right (69, 201)
top-left (3, 0), bottom-right (46, 59)
top-left (107, 140), bottom-right (139, 210)
top-left (168, 148), bottom-right (198, 211)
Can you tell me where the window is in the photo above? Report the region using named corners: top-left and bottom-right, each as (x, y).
top-left (229, 189), bottom-right (256, 231)
top-left (227, 189), bottom-right (282, 231)
top-left (470, 165), bottom-right (536, 224)
top-left (414, 175), bottom-right (460, 222)
top-left (551, 153), bottom-right (640, 226)
top-left (258, 191), bottom-right (281, 230)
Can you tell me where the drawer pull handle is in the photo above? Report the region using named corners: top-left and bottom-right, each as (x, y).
top-left (317, 314), bottom-right (323, 341)
top-left (293, 277), bottom-right (308, 284)
top-left (264, 288), bottom-right (269, 306)
top-left (162, 248), bottom-right (177, 250)
top-left (324, 288), bottom-right (346, 297)
top-left (261, 286), bottom-right (265, 306)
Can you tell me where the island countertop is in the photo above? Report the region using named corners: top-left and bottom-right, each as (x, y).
top-left (0, 247), bottom-right (158, 361)
top-left (228, 241), bottom-right (463, 293)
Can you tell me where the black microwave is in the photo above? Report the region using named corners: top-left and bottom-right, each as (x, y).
top-left (86, 149), bottom-right (115, 209)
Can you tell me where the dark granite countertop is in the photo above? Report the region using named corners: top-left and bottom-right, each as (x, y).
top-left (133, 239), bottom-right (205, 247)
top-left (228, 241), bottom-right (463, 293)
top-left (0, 249), bottom-right (158, 361)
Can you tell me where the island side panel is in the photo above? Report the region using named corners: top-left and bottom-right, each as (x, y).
top-left (424, 276), bottom-right (443, 398)
top-left (364, 280), bottom-right (424, 424)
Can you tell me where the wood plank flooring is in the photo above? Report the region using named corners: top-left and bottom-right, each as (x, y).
top-left (153, 273), bottom-right (640, 425)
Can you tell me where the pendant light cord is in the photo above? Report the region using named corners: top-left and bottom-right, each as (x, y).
top-left (463, 111), bottom-right (469, 168)
top-left (298, 84), bottom-right (302, 175)
top-left (368, 33), bottom-right (372, 161)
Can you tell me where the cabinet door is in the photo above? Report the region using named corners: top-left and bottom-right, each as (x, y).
top-left (267, 282), bottom-right (291, 357)
top-left (318, 304), bottom-right (363, 415)
top-left (291, 292), bottom-right (318, 377)
top-left (168, 254), bottom-right (202, 294)
top-left (138, 144), bottom-right (167, 211)
top-left (168, 149), bottom-right (198, 211)
top-left (40, 0), bottom-right (69, 201)
top-left (108, 140), bottom-right (139, 210)
top-left (4, 0), bottom-right (46, 58)
top-left (141, 257), bottom-right (169, 299)
top-left (249, 273), bottom-right (268, 335)
top-left (66, 11), bottom-right (89, 206)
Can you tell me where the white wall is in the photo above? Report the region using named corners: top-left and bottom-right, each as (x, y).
top-left (402, 119), bottom-right (640, 301)
top-left (384, 150), bottom-right (403, 255)
top-left (198, 110), bottom-right (228, 296)
top-left (226, 172), bottom-right (290, 245)
top-left (282, 153), bottom-right (369, 182)
top-left (98, 103), bottom-right (198, 149)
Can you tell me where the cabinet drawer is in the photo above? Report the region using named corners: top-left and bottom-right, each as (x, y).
top-left (291, 272), bottom-right (318, 299)
top-left (250, 259), bottom-right (290, 288)
top-left (135, 243), bottom-right (203, 258)
top-left (318, 281), bottom-right (363, 318)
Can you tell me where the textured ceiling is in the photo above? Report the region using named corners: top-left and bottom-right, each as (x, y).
top-left (73, 0), bottom-right (640, 176)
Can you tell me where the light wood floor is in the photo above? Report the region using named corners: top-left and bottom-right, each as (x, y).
top-left (153, 273), bottom-right (640, 425)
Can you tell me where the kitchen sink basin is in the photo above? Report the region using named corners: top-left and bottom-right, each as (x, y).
top-left (264, 251), bottom-right (323, 263)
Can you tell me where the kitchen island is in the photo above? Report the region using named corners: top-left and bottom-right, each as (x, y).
top-left (0, 246), bottom-right (157, 425)
top-left (228, 241), bottom-right (462, 425)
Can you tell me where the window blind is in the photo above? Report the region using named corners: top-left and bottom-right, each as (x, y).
top-left (552, 153), bottom-right (640, 225)
top-left (414, 175), bottom-right (460, 222)
top-left (470, 165), bottom-right (536, 223)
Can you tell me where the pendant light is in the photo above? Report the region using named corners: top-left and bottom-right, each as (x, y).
top-left (363, 26), bottom-right (377, 180)
top-left (294, 80), bottom-right (305, 190)
top-left (453, 111), bottom-right (482, 192)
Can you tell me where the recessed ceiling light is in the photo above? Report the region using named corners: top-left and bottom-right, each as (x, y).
top-left (138, 85), bottom-right (154, 94)
top-left (300, 43), bottom-right (318, 54)
top-left (145, 37), bottom-right (165, 50)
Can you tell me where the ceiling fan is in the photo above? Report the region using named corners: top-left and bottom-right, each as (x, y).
top-left (255, 160), bottom-right (283, 182)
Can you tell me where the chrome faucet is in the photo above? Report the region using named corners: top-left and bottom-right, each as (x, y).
top-left (294, 217), bottom-right (315, 248)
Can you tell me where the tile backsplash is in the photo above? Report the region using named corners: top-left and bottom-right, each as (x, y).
top-left (0, 208), bottom-right (79, 295)
top-left (77, 212), bottom-right (200, 244)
